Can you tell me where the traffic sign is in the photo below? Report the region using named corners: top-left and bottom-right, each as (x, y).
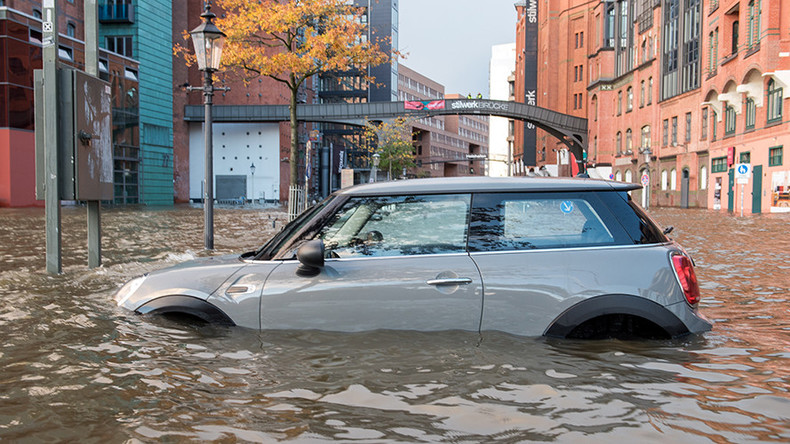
top-left (641, 173), bottom-right (649, 186)
top-left (735, 163), bottom-right (751, 184)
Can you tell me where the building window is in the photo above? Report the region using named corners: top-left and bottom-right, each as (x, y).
top-left (616, 131), bottom-right (622, 154)
top-left (67, 22), bottom-right (76, 38)
top-left (627, 86), bottom-right (633, 111)
top-left (767, 78), bottom-right (783, 124)
top-left (626, 128), bottom-right (633, 152)
top-left (731, 20), bottom-right (739, 55)
top-left (625, 169), bottom-right (633, 183)
top-left (33, 8), bottom-right (42, 19)
top-left (739, 151), bottom-right (751, 164)
top-left (640, 80), bottom-right (645, 107)
top-left (641, 125), bottom-right (651, 149)
top-left (745, 98), bottom-right (756, 130)
top-left (663, 119), bottom-right (669, 146)
top-left (671, 116), bottom-right (678, 145)
top-left (580, 31), bottom-right (584, 47)
top-left (747, 0), bottom-right (761, 50)
top-left (647, 77), bottom-right (653, 104)
top-left (769, 146), bottom-right (783, 166)
top-left (700, 166), bottom-right (708, 189)
top-left (663, 0), bottom-right (701, 99)
top-left (725, 104), bottom-right (736, 136)
top-left (604, 2), bottom-right (616, 48)
top-left (579, 65), bottom-right (583, 82)
top-left (106, 35), bottom-right (133, 58)
top-left (58, 46), bottom-right (73, 61)
top-left (701, 107), bottom-right (708, 139)
top-left (617, 90), bottom-right (622, 115)
top-left (661, 169), bottom-right (669, 190)
top-left (685, 112), bottom-right (692, 142)
top-left (671, 168), bottom-right (677, 190)
top-left (712, 156), bottom-right (727, 173)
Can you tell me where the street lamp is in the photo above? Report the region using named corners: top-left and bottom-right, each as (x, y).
top-left (189, 2), bottom-right (226, 250)
top-left (371, 153), bottom-right (380, 183)
top-left (250, 162), bottom-right (256, 204)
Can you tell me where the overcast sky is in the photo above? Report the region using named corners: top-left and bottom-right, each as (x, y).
top-left (398, 0), bottom-right (517, 98)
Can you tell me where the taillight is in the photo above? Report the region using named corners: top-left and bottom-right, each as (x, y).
top-left (671, 253), bottom-right (701, 305)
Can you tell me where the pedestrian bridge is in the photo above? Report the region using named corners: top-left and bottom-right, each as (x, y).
top-left (184, 99), bottom-right (588, 168)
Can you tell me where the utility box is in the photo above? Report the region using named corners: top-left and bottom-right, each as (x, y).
top-left (35, 67), bottom-right (114, 201)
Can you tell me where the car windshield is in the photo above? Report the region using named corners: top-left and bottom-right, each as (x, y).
top-left (253, 195), bottom-right (335, 260)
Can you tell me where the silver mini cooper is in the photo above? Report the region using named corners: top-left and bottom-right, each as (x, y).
top-left (115, 177), bottom-right (711, 339)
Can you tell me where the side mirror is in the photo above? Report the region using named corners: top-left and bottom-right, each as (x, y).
top-left (296, 239), bottom-right (325, 277)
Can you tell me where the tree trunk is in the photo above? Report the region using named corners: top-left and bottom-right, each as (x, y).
top-left (289, 78), bottom-right (299, 187)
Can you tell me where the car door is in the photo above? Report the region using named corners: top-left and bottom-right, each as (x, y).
top-left (469, 192), bottom-right (637, 336)
top-left (258, 193), bottom-right (484, 332)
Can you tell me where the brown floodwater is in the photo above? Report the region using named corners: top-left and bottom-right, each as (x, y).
top-left (0, 204), bottom-right (788, 442)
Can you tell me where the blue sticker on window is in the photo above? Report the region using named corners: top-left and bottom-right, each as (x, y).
top-left (560, 201), bottom-right (574, 214)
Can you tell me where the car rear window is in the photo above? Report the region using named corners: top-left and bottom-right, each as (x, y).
top-left (468, 191), bottom-right (650, 252)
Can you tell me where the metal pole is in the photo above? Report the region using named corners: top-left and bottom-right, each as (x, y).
top-left (204, 70), bottom-right (214, 250)
top-left (43, 0), bottom-right (61, 274)
top-left (85, 0), bottom-right (101, 268)
top-left (740, 183), bottom-right (744, 217)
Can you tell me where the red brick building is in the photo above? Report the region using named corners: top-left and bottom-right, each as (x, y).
top-left (515, 0), bottom-right (790, 212)
top-left (0, 0), bottom-right (140, 207)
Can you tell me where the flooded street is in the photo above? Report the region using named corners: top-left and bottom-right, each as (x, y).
top-left (1, 205), bottom-right (788, 442)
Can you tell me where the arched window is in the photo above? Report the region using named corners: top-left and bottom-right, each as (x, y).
top-left (641, 125), bottom-right (651, 149)
top-left (616, 131), bottom-right (622, 154)
top-left (670, 168), bottom-right (677, 190)
top-left (700, 166), bottom-right (708, 189)
top-left (625, 170), bottom-right (633, 183)
top-left (626, 129), bottom-right (633, 152)
top-left (640, 80), bottom-right (645, 107)
top-left (627, 87), bottom-right (633, 111)
top-left (615, 170), bottom-right (623, 182)
top-left (661, 169), bottom-right (668, 190)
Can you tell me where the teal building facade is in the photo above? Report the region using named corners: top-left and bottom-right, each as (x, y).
top-left (99, 0), bottom-right (173, 205)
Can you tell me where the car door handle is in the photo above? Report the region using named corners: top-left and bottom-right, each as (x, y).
top-left (426, 277), bottom-right (473, 286)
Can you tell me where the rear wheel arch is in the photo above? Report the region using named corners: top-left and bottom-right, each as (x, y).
top-left (136, 295), bottom-right (235, 326)
top-left (544, 294), bottom-right (689, 339)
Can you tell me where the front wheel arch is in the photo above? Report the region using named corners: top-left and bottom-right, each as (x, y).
top-left (136, 295), bottom-right (235, 326)
top-left (544, 294), bottom-right (689, 339)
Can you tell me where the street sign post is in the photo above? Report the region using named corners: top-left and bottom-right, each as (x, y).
top-left (734, 163), bottom-right (751, 216)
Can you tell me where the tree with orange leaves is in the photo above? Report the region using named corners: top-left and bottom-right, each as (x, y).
top-left (210, 0), bottom-right (390, 188)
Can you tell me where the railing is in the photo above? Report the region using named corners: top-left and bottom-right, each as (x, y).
top-left (288, 185), bottom-right (307, 221)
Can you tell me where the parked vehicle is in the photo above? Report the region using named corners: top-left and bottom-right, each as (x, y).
top-left (115, 177), bottom-right (712, 339)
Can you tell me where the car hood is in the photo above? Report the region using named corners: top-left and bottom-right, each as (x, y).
top-left (116, 254), bottom-right (248, 311)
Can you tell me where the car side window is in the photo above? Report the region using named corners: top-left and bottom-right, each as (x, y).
top-left (469, 192), bottom-right (631, 252)
top-left (317, 194), bottom-right (471, 258)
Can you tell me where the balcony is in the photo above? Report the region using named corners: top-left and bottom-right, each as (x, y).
top-left (99, 3), bottom-right (134, 24)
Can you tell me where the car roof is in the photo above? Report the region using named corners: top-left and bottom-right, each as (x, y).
top-left (337, 176), bottom-right (641, 196)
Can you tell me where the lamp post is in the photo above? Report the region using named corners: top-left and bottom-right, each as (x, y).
top-left (188, 2), bottom-right (227, 250)
top-left (371, 153), bottom-right (380, 183)
top-left (250, 162), bottom-right (256, 204)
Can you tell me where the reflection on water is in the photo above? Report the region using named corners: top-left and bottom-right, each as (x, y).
top-left (1, 205), bottom-right (789, 442)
